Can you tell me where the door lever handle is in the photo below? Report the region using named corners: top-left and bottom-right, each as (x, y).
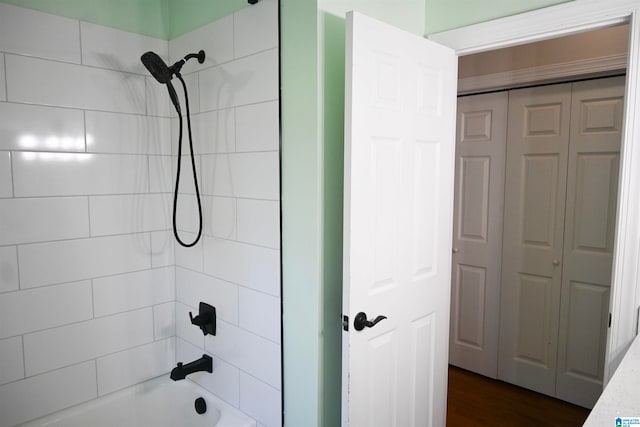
top-left (354, 312), bottom-right (387, 331)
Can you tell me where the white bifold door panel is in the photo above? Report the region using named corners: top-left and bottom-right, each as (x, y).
top-left (498, 83), bottom-right (572, 396)
top-left (555, 76), bottom-right (625, 408)
top-left (342, 11), bottom-right (457, 427)
top-left (489, 76), bottom-right (624, 408)
top-left (450, 92), bottom-right (507, 378)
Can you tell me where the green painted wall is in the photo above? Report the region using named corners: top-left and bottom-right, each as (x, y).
top-left (425, 0), bottom-right (573, 34)
top-left (280, 0), bottom-right (322, 425)
top-left (0, 0), bottom-right (250, 40)
top-left (318, 9), bottom-right (345, 427)
top-left (168, 0), bottom-right (248, 39)
top-left (321, 0), bottom-right (427, 35)
top-left (0, 0), bottom-right (169, 39)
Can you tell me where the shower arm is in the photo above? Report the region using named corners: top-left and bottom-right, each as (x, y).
top-left (170, 50), bottom-right (206, 77)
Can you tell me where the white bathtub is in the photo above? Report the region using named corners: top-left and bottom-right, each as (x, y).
top-left (17, 376), bottom-right (256, 427)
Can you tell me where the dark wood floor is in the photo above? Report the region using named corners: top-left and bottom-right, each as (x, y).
top-left (447, 366), bottom-right (591, 427)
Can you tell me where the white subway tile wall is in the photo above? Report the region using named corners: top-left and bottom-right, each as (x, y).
top-left (239, 372), bottom-right (282, 427)
top-left (150, 230), bottom-right (175, 268)
top-left (233, 0), bottom-right (279, 59)
top-left (0, 361), bottom-right (97, 427)
top-left (0, 281), bottom-right (93, 338)
top-left (203, 237), bottom-right (280, 296)
top-left (92, 267), bottom-right (175, 317)
top-left (174, 72), bottom-right (200, 117)
top-left (168, 15), bottom-right (234, 74)
top-left (146, 75), bottom-right (172, 117)
top-left (0, 0), bottom-right (280, 425)
top-left (0, 197), bottom-right (90, 245)
top-left (148, 155), bottom-right (174, 193)
top-left (235, 101), bottom-right (279, 152)
top-left (88, 194), bottom-right (172, 236)
top-left (0, 337), bottom-right (24, 386)
top-left (0, 3), bottom-right (81, 63)
top-left (200, 152), bottom-right (279, 199)
top-left (153, 302), bottom-right (176, 339)
top-left (6, 55), bottom-right (146, 114)
top-left (0, 6), bottom-right (178, 426)
top-left (175, 302), bottom-right (205, 349)
top-left (237, 198), bottom-right (280, 248)
top-left (86, 111), bottom-right (172, 155)
top-left (176, 195), bottom-right (237, 239)
top-left (199, 49), bottom-right (279, 111)
top-left (96, 337), bottom-right (176, 396)
top-left (204, 321), bottom-right (281, 388)
top-left (0, 246), bottom-right (19, 293)
top-left (80, 22), bottom-right (169, 75)
top-left (238, 287), bottom-right (281, 344)
top-left (171, 10), bottom-right (282, 417)
top-left (23, 307), bottom-right (154, 376)
top-left (176, 267), bottom-right (239, 324)
top-left (172, 108), bottom-right (236, 154)
top-left (0, 102), bottom-right (85, 152)
top-left (18, 233), bottom-right (152, 288)
top-left (12, 152), bottom-right (150, 197)
top-left (0, 152), bottom-right (13, 198)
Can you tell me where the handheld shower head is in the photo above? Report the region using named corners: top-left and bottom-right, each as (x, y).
top-left (141, 50), bottom-right (206, 83)
top-left (139, 48), bottom-right (207, 248)
top-left (140, 51), bottom-right (173, 84)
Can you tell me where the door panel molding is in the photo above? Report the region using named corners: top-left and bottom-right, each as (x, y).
top-left (450, 91), bottom-right (507, 378)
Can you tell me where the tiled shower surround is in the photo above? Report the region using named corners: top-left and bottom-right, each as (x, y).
top-left (0, 1), bottom-right (280, 426)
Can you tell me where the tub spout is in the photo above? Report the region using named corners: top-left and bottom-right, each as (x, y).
top-left (170, 354), bottom-right (213, 381)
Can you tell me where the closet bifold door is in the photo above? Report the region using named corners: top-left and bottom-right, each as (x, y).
top-left (498, 84), bottom-right (571, 396)
top-left (555, 76), bottom-right (625, 408)
top-left (450, 92), bottom-right (507, 378)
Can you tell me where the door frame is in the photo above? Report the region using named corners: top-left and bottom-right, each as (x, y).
top-left (431, 0), bottom-right (640, 384)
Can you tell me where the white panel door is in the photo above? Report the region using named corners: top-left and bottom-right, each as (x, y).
top-left (499, 84), bottom-right (571, 395)
top-left (342, 11), bottom-right (457, 427)
top-left (450, 92), bottom-right (507, 378)
top-left (556, 76), bottom-right (625, 408)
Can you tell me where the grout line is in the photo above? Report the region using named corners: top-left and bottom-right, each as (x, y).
top-left (5, 306), bottom-right (157, 343)
top-left (144, 76), bottom-right (149, 116)
top-left (0, 97), bottom-right (170, 118)
top-left (82, 110), bottom-right (88, 152)
top-left (3, 51), bottom-right (151, 78)
top-left (174, 265), bottom-right (280, 312)
top-left (6, 358), bottom-right (98, 384)
top-left (147, 155), bottom-right (152, 193)
top-left (21, 335), bottom-right (26, 379)
top-left (151, 303), bottom-right (157, 341)
top-left (0, 87), bottom-right (276, 118)
top-left (0, 264), bottom-right (174, 297)
top-left (90, 279), bottom-right (96, 319)
top-left (2, 53), bottom-right (8, 101)
top-left (78, 20), bottom-right (83, 64)
top-left (14, 244), bottom-right (22, 290)
top-left (94, 359), bottom-right (99, 396)
top-left (9, 151), bottom-right (15, 198)
top-left (86, 196), bottom-right (93, 237)
top-left (2, 96), bottom-right (170, 119)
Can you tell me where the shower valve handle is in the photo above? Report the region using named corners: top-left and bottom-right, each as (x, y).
top-left (189, 302), bottom-right (217, 336)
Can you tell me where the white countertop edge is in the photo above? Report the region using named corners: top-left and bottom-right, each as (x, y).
top-left (584, 335), bottom-right (640, 426)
